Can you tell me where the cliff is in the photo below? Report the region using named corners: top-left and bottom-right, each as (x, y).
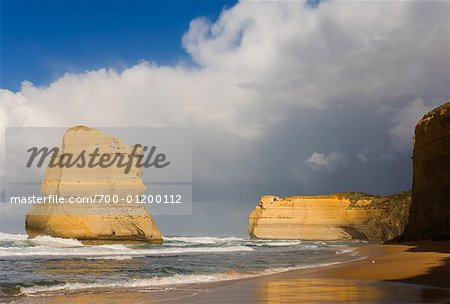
top-left (248, 192), bottom-right (411, 242)
top-left (400, 102), bottom-right (450, 240)
top-left (25, 126), bottom-right (163, 244)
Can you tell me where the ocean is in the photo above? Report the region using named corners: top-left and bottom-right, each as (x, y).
top-left (0, 232), bottom-right (363, 302)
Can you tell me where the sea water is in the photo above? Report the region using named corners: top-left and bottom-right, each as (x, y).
top-left (0, 232), bottom-right (364, 301)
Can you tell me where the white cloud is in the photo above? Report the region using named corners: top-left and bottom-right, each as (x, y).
top-left (306, 151), bottom-right (344, 170)
top-left (2, 1), bottom-right (449, 132)
top-left (307, 152), bottom-right (328, 168)
top-left (0, 0), bottom-right (449, 191)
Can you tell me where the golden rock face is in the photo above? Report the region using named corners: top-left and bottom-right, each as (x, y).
top-left (25, 126), bottom-right (162, 244)
top-left (401, 102), bottom-right (450, 241)
top-left (248, 192), bottom-right (411, 242)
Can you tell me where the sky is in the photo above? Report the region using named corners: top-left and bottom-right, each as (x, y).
top-left (1, 0), bottom-right (450, 236)
top-left (0, 0), bottom-right (236, 90)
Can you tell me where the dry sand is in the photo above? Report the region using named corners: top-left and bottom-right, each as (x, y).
top-left (15, 242), bottom-right (450, 303)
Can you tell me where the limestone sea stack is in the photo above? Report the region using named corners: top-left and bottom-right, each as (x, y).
top-left (400, 102), bottom-right (450, 241)
top-left (25, 126), bottom-right (163, 244)
top-left (248, 192), bottom-right (411, 242)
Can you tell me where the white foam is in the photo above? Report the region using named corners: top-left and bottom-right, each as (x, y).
top-left (164, 236), bottom-right (243, 244)
top-left (31, 236), bottom-right (84, 248)
top-left (85, 255), bottom-right (137, 260)
top-left (264, 241), bottom-right (302, 246)
top-left (0, 233), bottom-right (84, 248)
top-left (246, 240), bottom-right (304, 247)
top-left (0, 244), bottom-right (253, 257)
top-left (336, 248), bottom-right (355, 255)
top-left (0, 232), bottom-right (28, 241)
top-left (20, 257), bottom-right (366, 296)
top-left (0, 233), bottom-right (254, 257)
top-left (261, 258), bottom-right (365, 275)
top-left (19, 272), bottom-right (249, 296)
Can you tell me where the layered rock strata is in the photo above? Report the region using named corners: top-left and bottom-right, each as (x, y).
top-left (25, 126), bottom-right (162, 244)
top-left (248, 192), bottom-right (411, 242)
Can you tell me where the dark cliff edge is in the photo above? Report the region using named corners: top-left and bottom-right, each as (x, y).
top-left (347, 191), bottom-right (412, 242)
top-left (399, 102), bottom-right (450, 241)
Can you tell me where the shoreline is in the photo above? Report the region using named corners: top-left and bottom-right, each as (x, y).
top-left (12, 241), bottom-right (450, 303)
top-left (318, 241), bottom-right (450, 289)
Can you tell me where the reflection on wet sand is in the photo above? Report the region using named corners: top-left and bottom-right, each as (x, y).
top-left (12, 277), bottom-right (450, 304)
top-left (260, 278), bottom-right (449, 303)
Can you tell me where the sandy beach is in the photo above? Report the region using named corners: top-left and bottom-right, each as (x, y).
top-left (14, 241), bottom-right (450, 304)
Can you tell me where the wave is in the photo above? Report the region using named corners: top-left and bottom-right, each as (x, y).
top-left (244, 240), bottom-right (304, 247)
top-left (0, 233), bottom-right (254, 257)
top-left (0, 233), bottom-right (365, 298)
top-left (0, 244), bottom-right (254, 257)
top-left (163, 236), bottom-right (243, 244)
top-left (0, 233), bottom-right (333, 258)
top-left (0, 233), bottom-right (84, 248)
top-left (19, 257), bottom-right (365, 297)
top-left (336, 248), bottom-right (355, 255)
top-left (164, 237), bottom-right (307, 248)
top-left (261, 257), bottom-right (366, 275)
top-left (0, 232), bottom-right (28, 241)
top-left (19, 272), bottom-right (250, 296)
top-left (0, 233), bottom-right (307, 249)
top-left (85, 255), bottom-right (138, 260)
top-left (0, 233), bottom-right (354, 261)
top-left (29, 236), bottom-right (84, 248)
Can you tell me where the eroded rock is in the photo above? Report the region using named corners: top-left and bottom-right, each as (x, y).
top-left (25, 126), bottom-right (162, 244)
top-left (248, 192), bottom-right (411, 242)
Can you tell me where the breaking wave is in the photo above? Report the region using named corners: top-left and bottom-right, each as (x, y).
top-left (19, 258), bottom-right (365, 297)
top-left (0, 234), bottom-right (319, 258)
top-left (0, 232), bottom-right (365, 300)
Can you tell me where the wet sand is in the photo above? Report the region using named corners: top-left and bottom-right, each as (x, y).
top-left (14, 241), bottom-right (450, 303)
top-left (320, 241), bottom-right (450, 289)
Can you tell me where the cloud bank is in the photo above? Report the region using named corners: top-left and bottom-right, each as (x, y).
top-left (1, 1), bottom-right (449, 235)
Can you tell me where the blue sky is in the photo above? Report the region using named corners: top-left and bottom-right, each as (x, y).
top-left (1, 0), bottom-right (236, 91)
